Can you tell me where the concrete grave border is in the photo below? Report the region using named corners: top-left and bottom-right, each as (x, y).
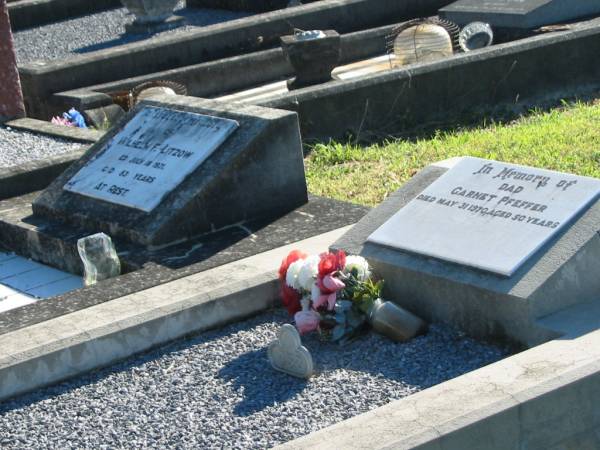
top-left (53, 24), bottom-right (395, 116)
top-left (18, 0), bottom-right (451, 118)
top-left (0, 223), bottom-right (598, 449)
top-left (0, 226), bottom-right (352, 401)
top-left (0, 118), bottom-right (103, 201)
top-left (258, 20), bottom-right (600, 141)
top-left (278, 300), bottom-right (600, 450)
top-left (53, 19), bottom-right (600, 142)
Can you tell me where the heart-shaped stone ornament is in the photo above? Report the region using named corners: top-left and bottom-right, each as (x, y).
top-left (268, 324), bottom-right (314, 379)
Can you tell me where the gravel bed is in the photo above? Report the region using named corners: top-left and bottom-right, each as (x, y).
top-left (0, 126), bottom-right (82, 169)
top-left (14, 2), bottom-right (250, 64)
top-left (0, 309), bottom-right (507, 449)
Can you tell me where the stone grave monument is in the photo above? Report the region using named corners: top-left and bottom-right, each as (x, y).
top-left (0, 0), bottom-right (25, 122)
top-left (333, 157), bottom-right (600, 347)
top-left (33, 95), bottom-right (307, 247)
top-left (439, 0), bottom-right (600, 29)
top-left (0, 95), bottom-right (307, 273)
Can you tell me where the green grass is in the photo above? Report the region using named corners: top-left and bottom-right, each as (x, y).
top-left (305, 100), bottom-right (600, 206)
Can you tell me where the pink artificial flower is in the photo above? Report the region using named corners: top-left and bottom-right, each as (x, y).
top-left (313, 274), bottom-right (345, 310)
top-left (51, 116), bottom-right (74, 127)
top-left (294, 309), bottom-right (320, 335)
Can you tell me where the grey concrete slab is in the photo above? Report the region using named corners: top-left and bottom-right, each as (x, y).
top-left (332, 158), bottom-right (600, 348)
top-left (439, 0), bottom-right (600, 29)
top-left (33, 96), bottom-right (307, 246)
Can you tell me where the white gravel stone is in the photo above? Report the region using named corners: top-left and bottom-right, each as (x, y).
top-left (0, 126), bottom-right (82, 169)
top-left (0, 309), bottom-right (507, 449)
top-left (14, 3), bottom-right (250, 64)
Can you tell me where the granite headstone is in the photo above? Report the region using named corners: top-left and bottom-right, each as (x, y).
top-left (0, 0), bottom-right (25, 122)
top-left (33, 96), bottom-right (308, 246)
top-left (333, 157), bottom-right (600, 347)
top-left (439, 0), bottom-right (600, 29)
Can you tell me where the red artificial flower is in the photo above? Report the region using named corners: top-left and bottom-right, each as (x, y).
top-left (278, 249), bottom-right (307, 281)
top-left (278, 249), bottom-right (307, 315)
top-left (281, 283), bottom-right (302, 315)
top-left (318, 250), bottom-right (346, 277)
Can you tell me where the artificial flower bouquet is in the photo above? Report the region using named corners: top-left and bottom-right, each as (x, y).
top-left (51, 108), bottom-right (87, 128)
top-left (278, 249), bottom-right (384, 344)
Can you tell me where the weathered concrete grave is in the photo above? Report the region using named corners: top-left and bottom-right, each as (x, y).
top-left (333, 157), bottom-right (600, 347)
top-left (33, 95), bottom-right (307, 246)
top-left (0, 95), bottom-right (309, 276)
top-left (439, 0), bottom-right (600, 29)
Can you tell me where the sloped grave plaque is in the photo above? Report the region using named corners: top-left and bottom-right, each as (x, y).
top-left (33, 96), bottom-right (308, 246)
top-left (439, 0), bottom-right (600, 29)
top-left (63, 107), bottom-right (238, 212)
top-left (368, 157), bottom-right (600, 276)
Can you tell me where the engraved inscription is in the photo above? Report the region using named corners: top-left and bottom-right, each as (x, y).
top-left (64, 107), bottom-right (239, 212)
top-left (368, 157), bottom-right (600, 276)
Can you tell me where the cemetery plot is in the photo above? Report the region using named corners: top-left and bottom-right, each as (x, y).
top-left (13, 3), bottom-right (249, 65)
top-left (334, 157), bottom-right (600, 347)
top-left (33, 97), bottom-right (307, 246)
top-left (0, 308), bottom-right (505, 449)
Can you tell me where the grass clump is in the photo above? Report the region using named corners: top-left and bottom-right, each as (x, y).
top-left (305, 100), bottom-right (600, 207)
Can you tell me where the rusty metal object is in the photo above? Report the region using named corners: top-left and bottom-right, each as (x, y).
top-left (130, 80), bottom-right (187, 108)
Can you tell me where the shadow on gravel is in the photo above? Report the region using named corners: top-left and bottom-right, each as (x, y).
top-left (218, 347), bottom-right (308, 417)
top-left (73, 8), bottom-right (250, 55)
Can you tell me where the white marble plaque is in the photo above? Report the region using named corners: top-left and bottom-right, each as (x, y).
top-left (64, 107), bottom-right (239, 212)
top-left (368, 157), bottom-right (600, 276)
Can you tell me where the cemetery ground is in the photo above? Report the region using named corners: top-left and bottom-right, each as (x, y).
top-left (2, 1), bottom-right (600, 448)
top-left (0, 96), bottom-right (599, 449)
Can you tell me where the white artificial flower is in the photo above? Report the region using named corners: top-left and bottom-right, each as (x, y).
top-left (286, 259), bottom-right (305, 290)
top-left (298, 255), bottom-right (320, 291)
top-left (343, 255), bottom-right (371, 281)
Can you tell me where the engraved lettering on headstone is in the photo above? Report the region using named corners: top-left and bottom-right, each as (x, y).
top-left (64, 107), bottom-right (239, 212)
top-left (368, 157), bottom-right (600, 276)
